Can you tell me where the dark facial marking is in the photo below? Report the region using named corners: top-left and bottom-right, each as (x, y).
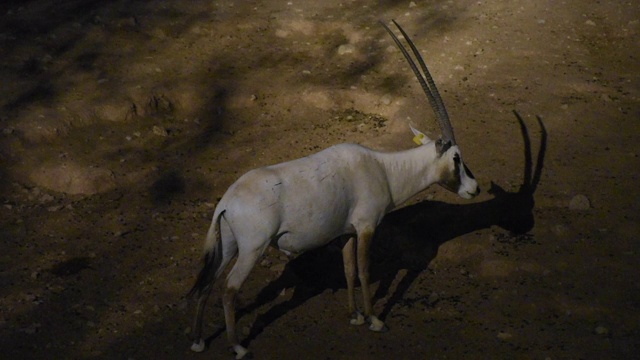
top-left (436, 139), bottom-right (452, 156)
top-left (452, 153), bottom-right (461, 182)
top-left (463, 163), bottom-right (476, 180)
top-left (439, 152), bottom-right (462, 192)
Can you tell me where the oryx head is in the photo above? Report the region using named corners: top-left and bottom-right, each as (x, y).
top-left (382, 20), bottom-right (480, 199)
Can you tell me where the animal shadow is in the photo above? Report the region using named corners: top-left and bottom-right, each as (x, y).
top-left (226, 111), bottom-right (546, 348)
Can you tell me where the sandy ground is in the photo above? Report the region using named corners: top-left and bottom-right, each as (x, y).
top-left (1, 0), bottom-right (639, 359)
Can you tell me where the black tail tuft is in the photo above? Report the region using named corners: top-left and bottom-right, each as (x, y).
top-left (187, 210), bottom-right (226, 299)
top-left (187, 250), bottom-right (216, 298)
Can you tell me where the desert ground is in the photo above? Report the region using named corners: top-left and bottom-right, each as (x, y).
top-left (1, 0), bottom-right (639, 359)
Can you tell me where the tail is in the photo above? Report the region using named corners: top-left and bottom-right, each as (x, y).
top-left (188, 210), bottom-right (226, 298)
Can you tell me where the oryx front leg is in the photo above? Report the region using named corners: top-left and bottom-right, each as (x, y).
top-left (356, 228), bottom-right (387, 332)
top-left (342, 236), bottom-right (365, 326)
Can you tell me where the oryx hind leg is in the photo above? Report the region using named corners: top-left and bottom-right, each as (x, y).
top-left (222, 245), bottom-right (266, 359)
top-left (191, 220), bottom-right (237, 352)
top-left (190, 287), bottom-right (211, 352)
top-left (190, 250), bottom-right (236, 352)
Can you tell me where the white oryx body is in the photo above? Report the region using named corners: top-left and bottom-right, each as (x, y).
top-left (211, 141), bottom-right (475, 257)
top-left (188, 20), bottom-right (480, 359)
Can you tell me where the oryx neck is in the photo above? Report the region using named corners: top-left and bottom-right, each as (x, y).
top-left (375, 144), bottom-right (440, 207)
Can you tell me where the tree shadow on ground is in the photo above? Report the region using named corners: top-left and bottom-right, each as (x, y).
top-left (220, 111), bottom-right (547, 349)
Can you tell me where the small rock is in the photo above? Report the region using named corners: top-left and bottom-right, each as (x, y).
top-left (153, 126), bottom-right (168, 137)
top-left (23, 293), bottom-right (39, 302)
top-left (337, 44), bottom-right (355, 55)
top-left (39, 194), bottom-right (54, 203)
top-left (21, 323), bottom-right (41, 334)
top-left (497, 332), bottom-right (513, 340)
top-left (260, 259), bottom-right (272, 267)
top-left (427, 292), bottom-right (439, 305)
top-left (49, 285), bottom-right (65, 294)
top-left (553, 224), bottom-right (568, 236)
top-left (178, 300), bottom-right (188, 311)
top-left (123, 16), bottom-right (138, 27)
top-left (380, 94), bottom-right (392, 105)
top-left (2, 127), bottom-right (14, 135)
top-left (585, 19), bottom-right (596, 26)
top-left (561, 104), bottom-right (569, 110)
top-left (569, 194), bottom-right (591, 210)
top-left (47, 205), bottom-right (64, 212)
top-left (270, 263), bottom-right (286, 273)
top-left (594, 325), bottom-right (609, 335)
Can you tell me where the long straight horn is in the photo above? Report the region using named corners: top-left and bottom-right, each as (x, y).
top-left (380, 20), bottom-right (457, 145)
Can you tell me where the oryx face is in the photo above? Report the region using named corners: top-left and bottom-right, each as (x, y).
top-left (437, 141), bottom-right (480, 199)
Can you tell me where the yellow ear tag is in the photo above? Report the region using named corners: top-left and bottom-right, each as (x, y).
top-left (413, 133), bottom-right (425, 145)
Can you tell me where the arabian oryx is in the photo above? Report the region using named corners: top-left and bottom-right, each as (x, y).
top-left (188, 20), bottom-right (480, 358)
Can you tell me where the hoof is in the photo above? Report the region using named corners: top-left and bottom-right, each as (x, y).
top-left (190, 339), bottom-right (205, 352)
top-left (367, 316), bottom-right (388, 332)
top-left (233, 344), bottom-right (250, 359)
top-left (349, 311), bottom-right (365, 326)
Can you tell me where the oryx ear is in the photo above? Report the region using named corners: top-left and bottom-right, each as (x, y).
top-left (410, 125), bottom-right (431, 145)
